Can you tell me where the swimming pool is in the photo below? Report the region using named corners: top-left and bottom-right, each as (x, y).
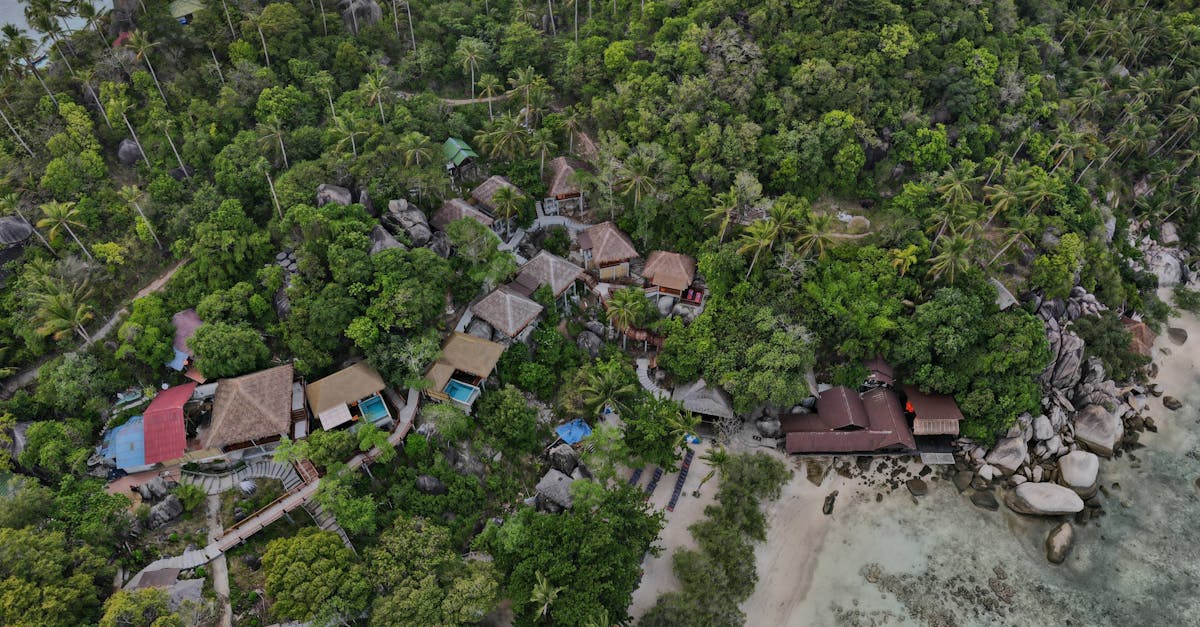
top-left (444, 380), bottom-right (478, 404)
top-left (359, 393), bottom-right (390, 424)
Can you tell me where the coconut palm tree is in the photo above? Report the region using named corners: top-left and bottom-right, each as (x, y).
top-left (737, 218), bottom-right (778, 279)
top-left (0, 192), bottom-right (52, 253)
top-left (706, 190), bottom-right (737, 243)
top-left (361, 71), bottom-right (390, 125)
top-left (257, 116), bottom-right (289, 169)
top-left (934, 163), bottom-right (981, 208)
top-left (27, 11), bottom-right (74, 75)
top-left (491, 186), bottom-right (522, 239)
top-left (927, 234), bottom-right (974, 284)
top-left (508, 66), bottom-right (548, 127)
top-left (982, 180), bottom-right (1019, 218)
top-left (255, 158), bottom-right (283, 220)
top-left (331, 114), bottom-right (364, 157)
top-left (695, 446), bottom-right (730, 490)
top-left (2, 25), bottom-right (57, 106)
top-left (618, 151), bottom-right (656, 212)
top-left (477, 73), bottom-right (501, 120)
top-left (305, 70), bottom-right (338, 120)
top-left (117, 185), bottom-right (161, 249)
top-left (0, 68), bottom-right (34, 157)
top-left (579, 362), bottom-right (637, 417)
top-left (605, 286), bottom-right (645, 349)
top-left (795, 213), bottom-right (836, 259)
top-left (398, 131), bottom-right (435, 166)
top-left (33, 282), bottom-right (94, 344)
top-left (37, 200), bottom-right (94, 262)
top-left (529, 129), bottom-right (557, 178)
top-left (475, 113), bottom-right (528, 160)
top-left (107, 96), bottom-right (150, 166)
top-left (76, 1), bottom-right (111, 48)
top-left (453, 37), bottom-right (488, 100)
top-left (161, 121), bottom-right (190, 178)
top-left (126, 30), bottom-right (168, 104)
top-left (986, 227), bottom-right (1033, 267)
top-left (889, 244), bottom-right (919, 277)
top-left (768, 200), bottom-right (805, 240)
top-left (74, 67), bottom-right (110, 128)
top-left (529, 571), bottom-right (564, 621)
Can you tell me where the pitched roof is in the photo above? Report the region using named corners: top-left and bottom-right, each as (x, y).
top-left (861, 387), bottom-right (915, 449)
top-left (642, 251), bottom-right (696, 292)
top-left (202, 364), bottom-right (294, 450)
top-left (863, 356), bottom-right (894, 386)
top-left (815, 386), bottom-right (870, 430)
top-left (443, 137), bottom-right (478, 166)
top-left (470, 176), bottom-right (523, 213)
top-left (544, 156), bottom-right (587, 198)
top-left (902, 385), bottom-right (964, 436)
top-left (512, 251), bottom-right (584, 297)
top-left (172, 309), bottom-right (202, 354)
top-left (142, 382), bottom-right (197, 465)
top-left (578, 221), bottom-right (639, 266)
top-left (671, 379), bottom-right (734, 420)
top-left (0, 216), bottom-right (32, 246)
top-left (431, 198), bottom-right (495, 231)
top-left (470, 286), bottom-right (544, 338)
top-left (785, 430), bottom-right (896, 453)
top-left (425, 332), bottom-right (506, 391)
top-left (305, 362), bottom-right (386, 416)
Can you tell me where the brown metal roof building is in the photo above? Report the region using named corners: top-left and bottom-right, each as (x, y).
top-left (431, 198), bottom-right (495, 231)
top-left (201, 364), bottom-right (295, 451)
top-left (782, 386), bottom-right (916, 454)
top-left (470, 286), bottom-right (544, 339)
top-left (863, 356), bottom-right (895, 386)
top-left (903, 385), bottom-right (964, 436)
top-left (642, 251), bottom-right (696, 296)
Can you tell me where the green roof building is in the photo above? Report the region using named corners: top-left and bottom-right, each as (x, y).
top-left (443, 137), bottom-right (479, 167)
top-left (170, 0), bottom-right (205, 20)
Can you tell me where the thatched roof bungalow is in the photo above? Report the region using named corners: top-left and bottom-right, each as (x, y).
top-left (305, 362), bottom-right (392, 431)
top-left (425, 332), bottom-right (506, 410)
top-left (431, 198), bottom-right (496, 232)
top-left (671, 379), bottom-right (734, 421)
top-left (470, 286), bottom-right (544, 339)
top-left (642, 251), bottom-right (696, 297)
top-left (510, 251), bottom-right (584, 305)
top-left (470, 175), bottom-right (524, 214)
top-left (200, 364), bottom-right (295, 452)
top-left (579, 221), bottom-right (639, 280)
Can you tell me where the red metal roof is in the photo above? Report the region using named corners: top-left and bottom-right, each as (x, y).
top-left (142, 382), bottom-right (197, 465)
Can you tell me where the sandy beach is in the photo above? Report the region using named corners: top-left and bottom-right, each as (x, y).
top-left (633, 301), bottom-right (1200, 625)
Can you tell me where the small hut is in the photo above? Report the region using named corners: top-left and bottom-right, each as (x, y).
top-left (541, 157), bottom-right (588, 215)
top-left (470, 286), bottom-right (544, 340)
top-left (431, 198), bottom-right (495, 232)
top-left (642, 251), bottom-right (696, 299)
top-left (903, 385), bottom-right (964, 437)
top-left (671, 379), bottom-right (734, 422)
top-left (509, 251), bottom-right (584, 309)
top-left (470, 176), bottom-right (524, 215)
top-left (578, 221), bottom-right (639, 280)
top-left (443, 137), bottom-right (479, 179)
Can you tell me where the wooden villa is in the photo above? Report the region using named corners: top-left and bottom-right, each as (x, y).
top-left (199, 364), bottom-right (297, 458)
top-left (443, 137), bottom-right (479, 179)
top-left (782, 386), bottom-right (916, 454)
top-left (579, 221), bottom-right (639, 280)
top-left (425, 333), bottom-right (506, 411)
top-left (304, 362), bottom-right (393, 431)
top-left (642, 250), bottom-right (697, 300)
top-left (470, 286), bottom-right (545, 340)
top-left (903, 385), bottom-right (964, 437)
top-left (541, 156), bottom-right (588, 215)
top-left (431, 198), bottom-right (496, 232)
top-left (509, 251), bottom-right (584, 310)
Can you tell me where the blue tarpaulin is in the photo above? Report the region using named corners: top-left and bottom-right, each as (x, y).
top-left (555, 419), bottom-right (593, 445)
top-left (102, 415), bottom-right (147, 470)
top-left (166, 348), bottom-right (189, 371)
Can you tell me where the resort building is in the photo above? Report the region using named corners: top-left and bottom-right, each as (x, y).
top-left (579, 221), bottom-right (639, 280)
top-left (642, 250), bottom-right (697, 300)
top-left (541, 156), bottom-right (587, 215)
top-left (671, 379), bottom-right (735, 423)
top-left (304, 362), bottom-right (393, 431)
top-left (470, 286), bottom-right (545, 341)
top-left (903, 385), bottom-right (964, 438)
top-left (862, 356), bottom-right (895, 388)
top-left (782, 386), bottom-right (916, 454)
top-left (443, 137), bottom-right (479, 179)
top-left (425, 332), bottom-right (506, 411)
top-left (101, 383), bottom-right (198, 473)
top-left (166, 309), bottom-right (206, 383)
top-left (470, 175), bottom-right (524, 215)
top-left (199, 364), bottom-right (298, 458)
top-left (509, 251), bottom-right (584, 310)
top-left (431, 198), bottom-right (496, 232)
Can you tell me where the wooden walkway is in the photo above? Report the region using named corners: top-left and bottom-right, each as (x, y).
top-left (125, 388), bottom-right (420, 589)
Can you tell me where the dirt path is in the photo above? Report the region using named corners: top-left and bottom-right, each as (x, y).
top-left (0, 259), bottom-right (187, 399)
top-left (415, 92), bottom-right (512, 107)
top-left (206, 494), bottom-right (233, 627)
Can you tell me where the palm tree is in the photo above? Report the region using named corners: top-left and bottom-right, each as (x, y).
top-left (74, 67), bottom-right (110, 128)
top-left (2, 25), bottom-right (57, 106)
top-left (117, 185), bottom-right (162, 249)
top-left (477, 73), bottom-right (501, 120)
top-left (161, 121), bottom-right (190, 178)
top-left (0, 70), bottom-right (34, 157)
top-left (605, 287), bottom-right (644, 349)
top-left (491, 186), bottom-right (522, 239)
top-left (28, 11), bottom-right (74, 75)
top-left (398, 131), bottom-right (436, 166)
top-left (0, 192), bottom-right (52, 253)
top-left (530, 129), bottom-right (557, 178)
top-left (768, 201), bottom-right (805, 240)
top-left (706, 190), bottom-right (737, 243)
top-left (737, 219), bottom-right (779, 279)
top-left (579, 363), bottom-right (637, 417)
top-left (1048, 130), bottom-right (1087, 175)
top-left (986, 227), bottom-right (1033, 267)
top-left (305, 70), bottom-right (338, 120)
top-left (695, 446), bottom-right (730, 490)
top-left (33, 283), bottom-right (94, 344)
top-left (76, 1), bottom-right (111, 48)
top-left (582, 609), bottom-right (612, 627)
top-left (331, 115), bottom-right (364, 157)
top-left (508, 67), bottom-right (548, 127)
top-left (665, 409), bottom-right (701, 451)
top-left (107, 96), bottom-right (149, 166)
top-left (795, 213), bottom-right (836, 259)
top-left (258, 116), bottom-right (290, 169)
top-left (361, 71), bottom-right (390, 125)
top-left (1018, 171), bottom-right (1064, 212)
top-left (37, 200), bottom-right (94, 262)
top-left (927, 234), bottom-right (974, 283)
top-left (934, 163), bottom-right (981, 208)
top-left (618, 151), bottom-right (656, 212)
top-left (453, 37), bottom-right (488, 99)
top-left (983, 180), bottom-right (1019, 218)
top-left (529, 571), bottom-right (564, 621)
top-left (475, 113), bottom-right (528, 160)
top-left (126, 30), bottom-right (168, 104)
top-left (255, 158), bottom-right (283, 220)
top-left (889, 244), bottom-right (918, 277)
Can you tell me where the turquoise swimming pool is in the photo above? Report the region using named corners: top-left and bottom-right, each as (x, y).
top-left (444, 380), bottom-right (478, 404)
top-left (359, 393), bottom-right (390, 423)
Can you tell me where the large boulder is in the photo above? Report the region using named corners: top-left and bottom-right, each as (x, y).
top-left (415, 475), bottom-right (448, 495)
top-left (1045, 522), bottom-right (1074, 564)
top-left (1073, 404), bottom-right (1123, 457)
top-left (358, 187), bottom-right (375, 215)
top-left (466, 317), bottom-right (494, 341)
top-left (137, 476), bottom-right (173, 502)
top-left (985, 436), bottom-right (1028, 476)
top-left (117, 139), bottom-right (142, 166)
top-left (1057, 450), bottom-right (1100, 498)
top-left (1144, 247), bottom-right (1185, 287)
top-left (576, 330), bottom-right (602, 358)
top-left (1039, 323), bottom-right (1085, 392)
top-left (656, 296), bottom-right (676, 317)
top-left (755, 418), bottom-right (782, 439)
top-left (536, 469), bottom-right (575, 511)
top-left (148, 494), bottom-right (184, 529)
top-left (1032, 414), bottom-right (1054, 441)
top-left (316, 184), bottom-right (352, 207)
top-left (427, 231), bottom-right (452, 258)
top-left (548, 443), bottom-right (579, 475)
top-left (1005, 483), bottom-right (1085, 516)
top-left (385, 199), bottom-right (432, 247)
top-left (369, 225), bottom-right (405, 255)
top-left (337, 0), bottom-right (382, 34)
